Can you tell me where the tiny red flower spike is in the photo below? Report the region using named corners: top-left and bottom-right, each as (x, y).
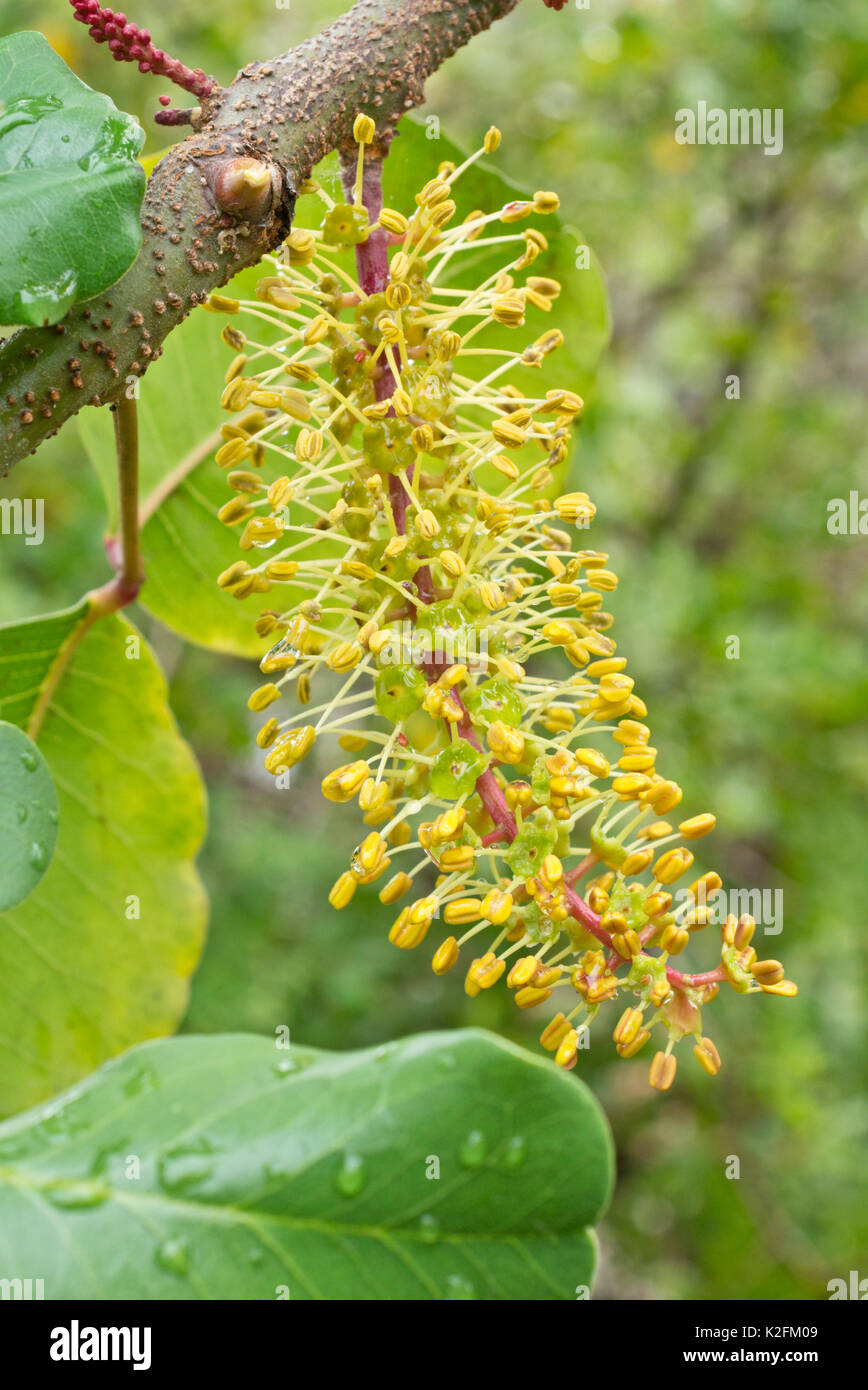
top-left (541, 0), bottom-right (570, 10)
top-left (69, 1), bottom-right (217, 102)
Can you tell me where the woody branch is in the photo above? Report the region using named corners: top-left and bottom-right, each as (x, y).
top-left (0, 0), bottom-right (524, 476)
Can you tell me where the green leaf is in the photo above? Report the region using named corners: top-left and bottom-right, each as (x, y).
top-left (0, 719), bottom-right (58, 909)
top-left (0, 602), bottom-right (206, 1118)
top-left (0, 31), bottom-right (145, 326)
top-left (0, 1028), bottom-right (613, 1299)
top-left (78, 267), bottom-right (269, 658)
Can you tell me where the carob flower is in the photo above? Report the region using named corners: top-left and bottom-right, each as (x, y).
top-left (210, 121), bottom-right (796, 1090)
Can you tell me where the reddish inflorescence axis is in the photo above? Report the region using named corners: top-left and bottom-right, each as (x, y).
top-left (70, 0), bottom-right (217, 117)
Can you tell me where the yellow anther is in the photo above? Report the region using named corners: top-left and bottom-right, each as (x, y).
top-left (443, 898), bottom-right (483, 926)
top-left (431, 937), bottom-right (459, 975)
top-left (693, 1037), bottom-right (721, 1076)
top-left (649, 1051), bottom-right (677, 1091)
top-left (329, 872), bottom-right (357, 910)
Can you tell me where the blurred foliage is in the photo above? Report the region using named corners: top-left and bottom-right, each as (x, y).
top-left (1, 0), bottom-right (866, 1300)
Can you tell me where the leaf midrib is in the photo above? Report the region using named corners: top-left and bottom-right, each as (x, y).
top-left (0, 1166), bottom-right (592, 1252)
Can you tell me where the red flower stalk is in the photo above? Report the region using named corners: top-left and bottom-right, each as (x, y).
top-left (69, 1), bottom-right (217, 101)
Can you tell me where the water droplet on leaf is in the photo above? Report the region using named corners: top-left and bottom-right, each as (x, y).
top-left (445, 1273), bottom-right (476, 1300)
top-left (155, 1238), bottom-right (190, 1277)
top-left (44, 1180), bottom-right (109, 1210)
top-left (28, 842), bottom-right (47, 871)
top-left (459, 1130), bottom-right (487, 1168)
top-left (418, 1213), bottom-right (440, 1243)
top-left (335, 1151), bottom-right (367, 1197)
top-left (501, 1135), bottom-right (527, 1168)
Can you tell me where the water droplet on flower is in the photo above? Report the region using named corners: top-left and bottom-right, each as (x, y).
top-left (335, 1151), bottom-right (366, 1197)
top-left (459, 1130), bottom-right (487, 1168)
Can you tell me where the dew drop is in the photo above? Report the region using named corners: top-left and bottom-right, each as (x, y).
top-left (44, 1180), bottom-right (109, 1210)
top-left (272, 1058), bottom-right (296, 1078)
top-left (501, 1135), bottom-right (527, 1169)
top-left (19, 749), bottom-right (38, 772)
top-left (445, 1273), bottom-right (476, 1300)
top-left (335, 1151), bottom-right (366, 1197)
top-left (28, 842), bottom-right (47, 871)
top-left (459, 1130), bottom-right (487, 1168)
top-left (418, 1212), bottom-right (440, 1244)
top-left (123, 1066), bottom-right (157, 1099)
top-left (15, 803), bottom-right (28, 825)
top-left (155, 1238), bottom-right (190, 1277)
top-left (158, 1140), bottom-right (216, 1195)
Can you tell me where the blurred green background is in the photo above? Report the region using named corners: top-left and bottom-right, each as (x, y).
top-left (1, 0), bottom-right (866, 1299)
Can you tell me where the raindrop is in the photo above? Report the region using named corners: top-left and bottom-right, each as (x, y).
top-left (155, 1238), bottom-right (190, 1277)
top-left (418, 1212), bottom-right (440, 1244)
top-left (445, 1273), bottom-right (476, 1300)
top-left (158, 1140), bottom-right (216, 1195)
top-left (123, 1066), bottom-right (157, 1099)
top-left (44, 1180), bottom-right (109, 1210)
top-left (501, 1135), bottom-right (527, 1169)
top-left (28, 842), bottom-right (47, 871)
top-left (459, 1130), bottom-right (487, 1168)
top-left (335, 1151), bottom-right (367, 1197)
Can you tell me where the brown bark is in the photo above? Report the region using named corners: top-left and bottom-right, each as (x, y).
top-left (0, 0), bottom-right (521, 474)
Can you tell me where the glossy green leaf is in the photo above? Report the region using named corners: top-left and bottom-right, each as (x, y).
top-left (0, 601), bottom-right (206, 1118)
top-left (0, 719), bottom-right (58, 909)
top-left (0, 1028), bottom-right (614, 1299)
top-left (0, 31), bottom-right (145, 326)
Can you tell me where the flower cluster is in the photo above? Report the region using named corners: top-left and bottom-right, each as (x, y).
top-left (210, 118), bottom-right (796, 1090)
top-left (70, 2), bottom-right (216, 104)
